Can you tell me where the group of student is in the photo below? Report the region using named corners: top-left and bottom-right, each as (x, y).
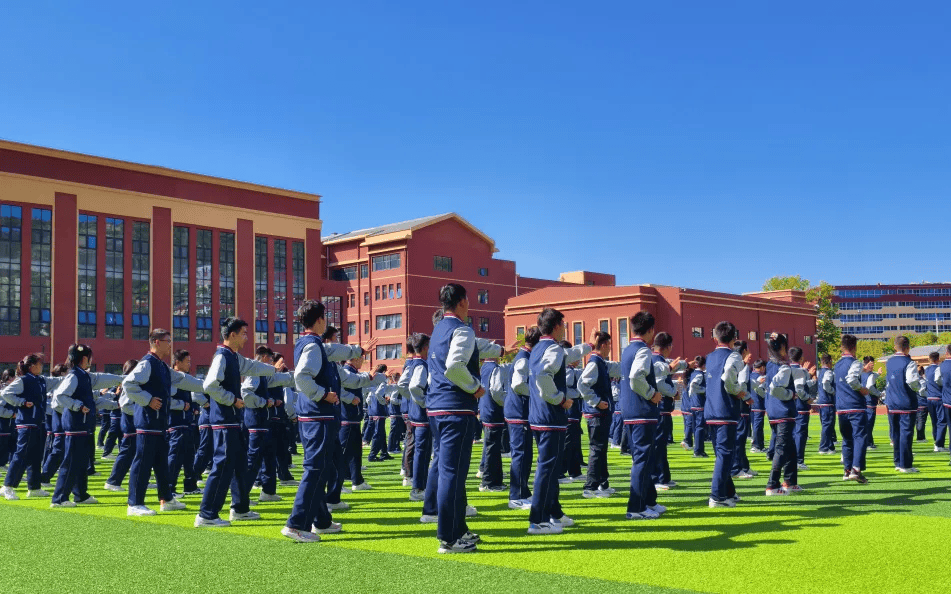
top-left (0, 281), bottom-right (947, 554)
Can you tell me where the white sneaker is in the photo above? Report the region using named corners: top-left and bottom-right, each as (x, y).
top-left (465, 504), bottom-right (478, 517)
top-left (282, 526), bottom-right (320, 542)
top-left (101, 455), bottom-right (115, 461)
top-left (647, 504), bottom-right (667, 514)
top-left (897, 467), bottom-right (920, 473)
top-left (935, 446), bottom-right (949, 453)
top-left (341, 487), bottom-right (352, 495)
top-left (160, 498), bottom-right (187, 512)
top-left (735, 471), bottom-right (755, 479)
top-left (352, 482), bottom-right (372, 491)
top-left (258, 492), bottom-right (282, 502)
top-left (765, 488), bottom-right (788, 496)
top-left (508, 499), bottom-right (532, 510)
top-left (50, 501), bottom-right (76, 508)
top-left (527, 522), bottom-right (563, 535)
top-left (400, 469), bottom-right (406, 477)
top-left (475, 470), bottom-right (483, 479)
top-left (279, 479), bottom-right (300, 487)
top-left (641, 509), bottom-right (660, 519)
top-left (103, 483), bottom-right (124, 492)
top-left (746, 470), bottom-right (758, 477)
top-left (41, 482), bottom-right (53, 490)
top-left (0, 486), bottom-right (18, 500)
top-left (551, 515), bottom-right (574, 527)
top-left (76, 496), bottom-right (99, 505)
top-left (557, 476), bottom-right (573, 484)
top-left (409, 489), bottom-right (425, 502)
top-left (229, 510), bottom-right (261, 521)
top-left (626, 511), bottom-right (647, 520)
top-left (419, 514), bottom-right (438, 523)
top-left (708, 497), bottom-right (735, 508)
top-left (312, 521), bottom-right (342, 534)
top-left (194, 515), bottom-right (231, 527)
top-left (654, 483), bottom-right (671, 491)
top-left (26, 489), bottom-right (50, 498)
top-left (797, 463), bottom-right (809, 470)
top-left (403, 478), bottom-right (413, 487)
top-left (128, 505), bottom-right (157, 516)
top-left (327, 501), bottom-right (350, 511)
top-left (582, 489), bottom-right (600, 499)
top-left (248, 500), bottom-right (259, 507)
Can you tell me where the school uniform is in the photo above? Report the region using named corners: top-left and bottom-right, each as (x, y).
top-left (915, 383), bottom-right (929, 441)
top-left (764, 360), bottom-right (799, 490)
top-left (367, 383), bottom-right (390, 460)
top-left (269, 385), bottom-right (294, 482)
top-left (407, 358), bottom-right (432, 493)
top-left (167, 378), bottom-right (207, 495)
top-left (101, 388), bottom-right (123, 456)
top-left (925, 364), bottom-right (948, 448)
top-left (192, 396), bottom-right (213, 478)
top-left (329, 362), bottom-right (380, 498)
top-left (387, 388), bottom-right (405, 453)
top-left (885, 353), bottom-right (921, 470)
top-left (561, 366), bottom-right (584, 480)
top-left (651, 353), bottom-right (679, 487)
top-left (680, 383), bottom-right (694, 448)
top-left (862, 371), bottom-right (881, 448)
top-left (478, 361), bottom-right (507, 489)
top-left (791, 365), bottom-right (817, 465)
top-left (2, 373), bottom-right (53, 491)
top-left (749, 370), bottom-right (767, 451)
top-left (50, 368), bottom-right (121, 504)
top-left (620, 339), bottom-right (660, 516)
top-left (197, 345), bottom-right (275, 522)
top-left (731, 364), bottom-right (753, 477)
top-left (0, 401), bottom-right (12, 469)
top-left (527, 337), bottom-right (591, 526)
top-left (835, 355), bottom-right (868, 475)
top-left (579, 353), bottom-right (619, 492)
top-left (815, 367), bottom-right (837, 453)
top-left (97, 408), bottom-right (110, 447)
top-left (106, 392), bottom-right (137, 488)
top-left (688, 369), bottom-right (707, 456)
top-left (241, 372), bottom-right (295, 498)
top-left (704, 346), bottom-right (747, 502)
top-left (398, 362), bottom-right (417, 479)
top-left (504, 347), bottom-right (533, 503)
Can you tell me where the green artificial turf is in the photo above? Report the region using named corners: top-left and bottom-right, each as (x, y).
top-left (1, 415), bottom-right (949, 594)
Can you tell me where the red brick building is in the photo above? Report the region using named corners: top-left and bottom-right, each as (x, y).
top-left (504, 285), bottom-right (818, 363)
top-left (0, 140), bottom-right (323, 372)
top-left (321, 213), bottom-right (614, 369)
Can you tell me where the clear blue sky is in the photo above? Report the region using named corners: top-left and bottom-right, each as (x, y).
top-left (3, 1), bottom-right (949, 293)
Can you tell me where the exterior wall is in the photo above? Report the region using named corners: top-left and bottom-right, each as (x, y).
top-left (0, 142), bottom-right (322, 369)
top-left (831, 283), bottom-right (951, 340)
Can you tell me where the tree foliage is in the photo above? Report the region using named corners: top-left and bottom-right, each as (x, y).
top-left (761, 275), bottom-right (811, 292)
top-left (761, 276), bottom-right (839, 359)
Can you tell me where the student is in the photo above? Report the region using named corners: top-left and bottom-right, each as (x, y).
top-left (104, 360), bottom-right (141, 492)
top-left (915, 365), bottom-right (929, 442)
top-left (398, 343), bottom-right (417, 486)
top-left (688, 357), bottom-right (708, 458)
top-left (340, 356), bottom-right (385, 492)
top-left (730, 341), bottom-right (756, 480)
top-left (835, 334), bottom-right (870, 484)
top-left (49, 345), bottom-right (122, 507)
top-left (40, 364), bottom-right (69, 487)
top-left (101, 386), bottom-right (123, 460)
top-left (407, 334), bottom-right (431, 501)
top-left (504, 327), bottom-right (540, 510)
top-left (328, 355), bottom-right (381, 504)
top-left (387, 373), bottom-right (405, 454)
top-left (816, 354), bottom-right (837, 454)
top-left (423, 283), bottom-right (502, 553)
top-left (269, 353), bottom-right (299, 486)
top-left (526, 308), bottom-right (591, 535)
top-left (240, 346), bottom-right (296, 505)
top-left (478, 357), bottom-right (507, 492)
top-left (749, 360), bottom-right (768, 453)
top-left (579, 331), bottom-right (619, 498)
top-left (885, 336), bottom-right (921, 473)
top-left (620, 311), bottom-right (665, 520)
top-left (167, 349), bottom-right (208, 497)
top-left (651, 332), bottom-right (681, 491)
top-left (924, 352), bottom-right (949, 452)
top-left (195, 318), bottom-right (276, 528)
top-left (0, 354), bottom-right (62, 499)
top-left (0, 371), bottom-right (12, 474)
top-left (366, 377), bottom-right (391, 462)
top-left (788, 347), bottom-right (817, 471)
top-left (679, 363), bottom-right (695, 451)
top-left (763, 333), bottom-right (802, 496)
top-left (861, 356), bottom-right (881, 450)
top-left (556, 343), bottom-right (584, 483)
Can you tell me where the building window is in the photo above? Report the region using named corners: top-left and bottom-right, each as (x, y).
top-left (691, 327), bottom-right (703, 339)
top-left (763, 332), bottom-right (771, 340)
top-left (273, 239), bottom-right (287, 343)
top-left (599, 319), bottom-right (609, 334)
top-left (255, 237), bottom-right (268, 344)
top-left (572, 322), bottom-right (583, 346)
top-left (747, 331), bottom-right (757, 341)
top-left (376, 314), bottom-right (403, 330)
top-left (195, 229), bottom-right (213, 341)
top-left (131, 222), bottom-right (150, 340)
top-left (348, 294), bottom-right (355, 308)
top-left (104, 218), bottom-right (124, 339)
top-left (617, 318), bottom-right (629, 350)
top-left (331, 266), bottom-right (357, 281)
top-left (396, 283), bottom-right (402, 298)
top-left (292, 241), bottom-right (305, 334)
top-left (29, 208), bottom-right (52, 337)
top-left (77, 214), bottom-right (96, 338)
top-left (434, 255), bottom-right (452, 272)
top-left (388, 284), bottom-right (394, 299)
top-left (364, 292), bottom-right (369, 306)
top-left (466, 316), bottom-right (473, 328)
top-left (516, 326), bottom-right (525, 340)
top-left (479, 268), bottom-right (488, 277)
top-left (478, 290), bottom-right (489, 304)
top-left (479, 317), bottom-right (489, 332)
top-left (219, 232), bottom-right (236, 323)
top-left (173, 227), bottom-right (190, 341)
top-left (376, 343), bottom-right (402, 360)
top-left (364, 320), bottom-right (370, 334)
top-left (360, 264), bottom-right (368, 278)
top-left (804, 336), bottom-right (813, 344)
top-left (348, 321), bottom-right (356, 336)
top-left (372, 253), bottom-right (400, 271)
top-left (321, 296), bottom-right (341, 328)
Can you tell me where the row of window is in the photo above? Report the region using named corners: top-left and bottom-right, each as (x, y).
top-left (836, 301), bottom-right (896, 310)
top-left (834, 289), bottom-right (897, 298)
top-left (902, 301), bottom-right (951, 309)
top-left (374, 284), bottom-right (402, 301)
top-left (896, 313), bottom-right (951, 321)
top-left (330, 254), bottom-right (490, 282)
top-left (838, 313), bottom-right (897, 322)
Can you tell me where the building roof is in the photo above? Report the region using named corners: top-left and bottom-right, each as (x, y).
top-left (322, 212), bottom-right (497, 251)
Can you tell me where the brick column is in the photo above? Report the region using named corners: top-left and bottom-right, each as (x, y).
top-left (236, 218), bottom-right (254, 357)
top-left (52, 193), bottom-right (78, 363)
top-left (151, 207), bottom-right (172, 332)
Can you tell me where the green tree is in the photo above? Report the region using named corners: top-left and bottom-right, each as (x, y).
top-left (761, 275), bottom-right (811, 292)
top-left (806, 281), bottom-right (840, 360)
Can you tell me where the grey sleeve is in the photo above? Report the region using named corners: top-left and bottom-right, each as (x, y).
top-left (122, 360), bottom-right (154, 408)
top-left (241, 377), bottom-right (267, 408)
top-left (294, 343), bottom-right (327, 403)
top-left (203, 353), bottom-right (237, 407)
top-left (629, 347), bottom-right (656, 401)
top-left (577, 361), bottom-right (601, 407)
top-left (489, 367), bottom-right (506, 407)
top-left (444, 327), bottom-right (480, 394)
top-left (51, 375), bottom-right (82, 412)
top-left (396, 370), bottom-right (413, 399)
top-left (535, 345), bottom-right (567, 405)
top-left (237, 355), bottom-right (277, 378)
top-left (605, 361), bottom-right (622, 379)
top-left (653, 360), bottom-right (677, 398)
top-left (269, 372), bottom-right (296, 389)
top-left (905, 362), bottom-right (922, 393)
top-left (721, 353), bottom-right (744, 396)
top-left (689, 374), bottom-right (705, 396)
top-left (511, 356), bottom-right (530, 396)
top-left (475, 338), bottom-right (504, 360)
top-left (846, 361), bottom-right (864, 390)
top-left (408, 366), bottom-right (428, 407)
top-left (89, 373), bottom-right (123, 391)
top-left (769, 366), bottom-right (794, 401)
top-left (170, 370), bottom-right (204, 394)
top-left (821, 371), bottom-right (834, 395)
top-left (1, 377), bottom-right (26, 407)
top-left (936, 367), bottom-right (944, 388)
top-left (866, 372), bottom-right (881, 397)
top-left (737, 364), bottom-right (750, 386)
top-left (564, 343), bottom-right (593, 365)
top-left (325, 343), bottom-right (363, 363)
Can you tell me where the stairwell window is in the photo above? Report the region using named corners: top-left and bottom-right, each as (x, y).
top-left (434, 256), bottom-right (452, 272)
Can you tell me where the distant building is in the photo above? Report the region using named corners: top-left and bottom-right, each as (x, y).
top-left (831, 283), bottom-right (951, 340)
top-left (321, 213), bottom-right (613, 369)
top-left (505, 286), bottom-right (817, 362)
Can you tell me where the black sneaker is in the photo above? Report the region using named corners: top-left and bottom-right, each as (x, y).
top-left (868, 444), bottom-right (877, 450)
top-left (693, 453), bottom-right (709, 458)
top-left (367, 457), bottom-right (382, 463)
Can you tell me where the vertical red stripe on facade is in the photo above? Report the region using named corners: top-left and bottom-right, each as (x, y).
top-left (236, 219), bottom-right (254, 357)
top-left (151, 207), bottom-right (172, 333)
top-left (53, 193), bottom-right (78, 361)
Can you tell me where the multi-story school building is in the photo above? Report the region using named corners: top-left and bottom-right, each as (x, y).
top-left (831, 283), bottom-right (951, 340)
top-left (0, 140), bottom-right (323, 372)
top-left (320, 213), bottom-right (614, 370)
top-left (504, 286), bottom-right (818, 363)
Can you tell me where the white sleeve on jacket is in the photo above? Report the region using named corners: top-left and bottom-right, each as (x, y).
top-left (475, 338), bottom-right (504, 360)
top-left (535, 344), bottom-right (566, 405)
top-left (629, 346), bottom-right (656, 401)
top-left (577, 361), bottom-right (600, 407)
top-left (846, 360), bottom-right (864, 390)
top-left (51, 374), bottom-right (82, 412)
top-left (905, 361), bottom-right (922, 393)
top-left (721, 352), bottom-right (745, 396)
top-left (444, 326), bottom-right (480, 394)
top-left (653, 360), bottom-right (677, 398)
top-left (89, 373), bottom-right (123, 391)
top-left (204, 353), bottom-right (237, 406)
top-left (769, 365), bottom-right (794, 401)
top-left (866, 372), bottom-right (881, 397)
top-left (170, 370), bottom-right (204, 394)
top-left (489, 366), bottom-right (506, 407)
top-left (408, 365), bottom-right (429, 407)
top-left (821, 371), bottom-right (834, 395)
top-left (294, 343), bottom-right (327, 402)
top-left (564, 343), bottom-right (593, 365)
top-left (122, 360), bottom-right (154, 407)
top-left (241, 377), bottom-right (267, 408)
top-left (1, 377), bottom-right (25, 407)
top-left (511, 356), bottom-right (530, 396)
top-left (324, 343), bottom-right (363, 363)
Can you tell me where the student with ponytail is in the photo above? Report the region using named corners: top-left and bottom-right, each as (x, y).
top-left (40, 364), bottom-right (69, 487)
top-left (104, 360), bottom-right (141, 492)
top-left (763, 333), bottom-right (801, 496)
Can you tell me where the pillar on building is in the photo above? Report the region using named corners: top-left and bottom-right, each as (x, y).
top-left (52, 193), bottom-right (78, 363)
